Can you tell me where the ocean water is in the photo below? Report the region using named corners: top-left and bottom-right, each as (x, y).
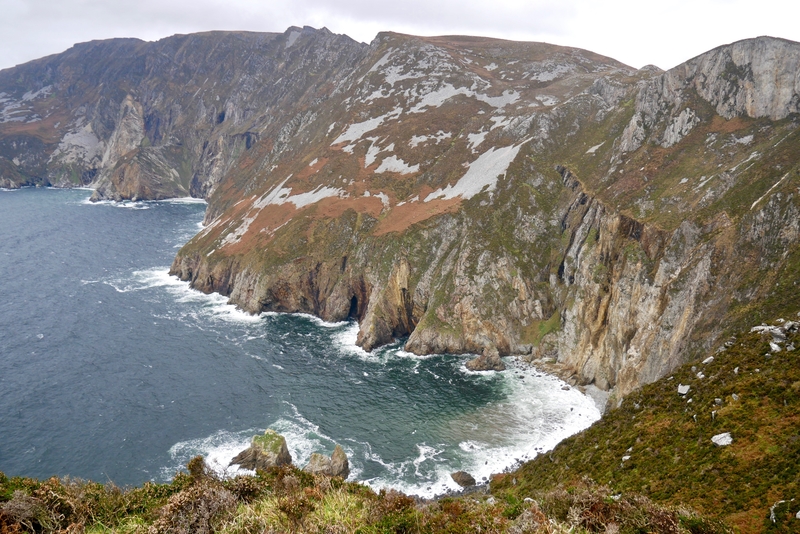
top-left (0, 187), bottom-right (600, 498)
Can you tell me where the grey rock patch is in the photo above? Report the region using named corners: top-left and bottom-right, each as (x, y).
top-left (303, 444), bottom-right (350, 479)
top-left (465, 346), bottom-right (506, 371)
top-left (451, 471), bottom-right (476, 487)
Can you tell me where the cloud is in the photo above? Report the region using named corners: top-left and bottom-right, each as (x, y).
top-left (0, 0), bottom-right (798, 72)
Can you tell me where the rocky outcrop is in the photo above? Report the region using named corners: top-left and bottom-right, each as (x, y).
top-left (620, 36), bottom-right (800, 154)
top-left (465, 347), bottom-right (506, 372)
top-left (450, 471), bottom-right (476, 487)
top-left (229, 429), bottom-right (292, 470)
top-left (4, 31), bottom-right (800, 404)
top-left (303, 445), bottom-right (350, 479)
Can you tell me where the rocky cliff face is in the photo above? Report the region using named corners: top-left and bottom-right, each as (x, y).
top-left (3, 31), bottom-right (799, 403)
top-left (0, 27), bottom-right (367, 197)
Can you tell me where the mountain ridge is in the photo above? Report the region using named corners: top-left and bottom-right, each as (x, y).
top-left (1, 29), bottom-right (798, 404)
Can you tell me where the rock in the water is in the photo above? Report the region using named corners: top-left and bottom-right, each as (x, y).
top-left (302, 444), bottom-right (350, 479)
top-left (451, 471), bottom-right (476, 487)
top-left (466, 346), bottom-right (506, 371)
top-left (711, 432), bottom-right (733, 446)
top-left (304, 453), bottom-right (332, 475)
top-left (330, 444), bottom-right (350, 478)
top-left (229, 429), bottom-right (292, 470)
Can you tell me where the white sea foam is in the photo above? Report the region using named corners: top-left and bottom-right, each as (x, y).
top-left (104, 268), bottom-right (262, 325)
top-left (82, 198), bottom-right (151, 210)
top-left (332, 322), bottom-right (373, 360)
top-left (163, 429), bottom-right (257, 480)
top-left (292, 313), bottom-right (348, 329)
top-left (159, 197), bottom-right (207, 204)
top-left (365, 359), bottom-right (600, 498)
top-left (161, 352), bottom-right (599, 499)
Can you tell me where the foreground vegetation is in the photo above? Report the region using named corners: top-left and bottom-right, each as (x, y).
top-left (2, 318), bottom-right (796, 533)
top-left (1, 458), bottom-right (726, 534)
top-left (494, 318), bottom-right (800, 533)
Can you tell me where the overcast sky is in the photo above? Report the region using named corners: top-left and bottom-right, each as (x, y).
top-left (1, 0), bottom-right (799, 72)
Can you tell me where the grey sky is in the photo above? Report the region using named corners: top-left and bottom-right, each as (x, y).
top-left (1, 0), bottom-right (799, 72)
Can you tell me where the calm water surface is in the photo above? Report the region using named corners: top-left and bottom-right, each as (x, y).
top-left (0, 187), bottom-right (599, 497)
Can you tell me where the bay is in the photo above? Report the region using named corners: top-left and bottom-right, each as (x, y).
top-left (0, 187), bottom-right (599, 497)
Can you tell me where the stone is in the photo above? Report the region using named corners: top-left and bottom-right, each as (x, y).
top-left (451, 471), bottom-right (476, 487)
top-left (732, 393), bottom-right (740, 401)
top-left (229, 429), bottom-right (292, 470)
top-left (711, 432), bottom-right (733, 446)
top-left (302, 444), bottom-right (350, 479)
top-left (304, 453), bottom-right (332, 475)
top-left (330, 444), bottom-right (350, 478)
top-left (465, 346), bottom-right (506, 371)
top-left (702, 356), bottom-right (714, 364)
top-left (677, 384), bottom-right (690, 395)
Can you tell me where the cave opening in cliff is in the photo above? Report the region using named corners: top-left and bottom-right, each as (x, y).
top-left (348, 296), bottom-right (359, 320)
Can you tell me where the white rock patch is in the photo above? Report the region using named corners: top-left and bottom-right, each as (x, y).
top-left (467, 131), bottom-right (488, 150)
top-left (333, 107), bottom-right (402, 145)
top-left (375, 155), bottom-right (419, 175)
top-left (49, 122), bottom-right (104, 164)
top-left (711, 432), bottom-right (733, 446)
top-left (409, 130), bottom-right (452, 148)
top-left (425, 141), bottom-right (528, 201)
top-left (285, 30), bottom-right (301, 48)
top-left (586, 142), bottom-right (604, 154)
top-left (476, 90), bottom-right (520, 108)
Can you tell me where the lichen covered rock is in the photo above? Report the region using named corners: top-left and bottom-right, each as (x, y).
top-left (229, 429), bottom-right (292, 470)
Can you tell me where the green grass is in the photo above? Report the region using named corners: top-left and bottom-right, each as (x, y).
top-left (492, 319), bottom-right (800, 533)
top-left (2, 456), bottom-right (730, 533)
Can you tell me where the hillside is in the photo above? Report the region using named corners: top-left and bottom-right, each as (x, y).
top-left (2, 29), bottom-right (799, 404)
top-left (492, 316), bottom-right (800, 532)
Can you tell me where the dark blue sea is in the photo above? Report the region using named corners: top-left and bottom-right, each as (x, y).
top-left (0, 187), bottom-right (599, 497)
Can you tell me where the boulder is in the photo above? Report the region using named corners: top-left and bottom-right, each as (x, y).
top-left (677, 384), bottom-right (690, 395)
top-left (451, 471), bottom-right (476, 487)
top-left (330, 444), bottom-right (350, 478)
top-left (711, 432), bottom-right (733, 446)
top-left (304, 453), bottom-right (332, 475)
top-left (466, 346), bottom-right (506, 371)
top-left (229, 429), bottom-right (292, 470)
top-left (302, 444), bottom-right (350, 479)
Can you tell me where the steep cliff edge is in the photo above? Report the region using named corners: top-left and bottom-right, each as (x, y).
top-left (3, 32), bottom-right (799, 403)
top-left (170, 35), bottom-right (800, 402)
top-left (0, 27), bottom-right (367, 198)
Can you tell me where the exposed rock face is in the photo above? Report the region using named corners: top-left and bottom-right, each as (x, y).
top-left (3, 32), bottom-right (800, 403)
top-left (465, 347), bottom-right (506, 371)
top-left (229, 429), bottom-right (292, 470)
top-left (0, 28), bottom-right (367, 196)
top-left (303, 444), bottom-right (350, 478)
top-left (330, 445), bottom-right (350, 479)
top-left (451, 471), bottom-right (476, 487)
top-left (304, 453), bottom-right (332, 475)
